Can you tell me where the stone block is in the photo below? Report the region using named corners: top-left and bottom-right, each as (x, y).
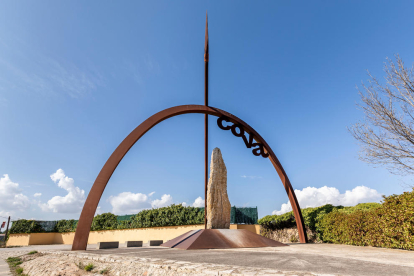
top-left (149, 240), bottom-right (163, 246)
top-left (126, 241), bottom-right (143, 247)
top-left (97, 241), bottom-right (119, 249)
top-left (207, 148), bottom-right (231, 229)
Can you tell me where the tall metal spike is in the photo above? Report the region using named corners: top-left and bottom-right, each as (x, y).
top-left (204, 12), bottom-right (209, 62)
top-left (204, 12), bottom-right (209, 229)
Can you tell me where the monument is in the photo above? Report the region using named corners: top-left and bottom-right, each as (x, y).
top-left (71, 14), bottom-right (308, 251)
top-left (161, 148), bottom-right (287, 249)
top-left (207, 148), bottom-right (231, 229)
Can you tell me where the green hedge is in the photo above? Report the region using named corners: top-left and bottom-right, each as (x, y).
top-left (259, 204), bottom-right (346, 231)
top-left (9, 205), bottom-right (259, 234)
top-left (117, 204), bottom-right (204, 229)
top-left (9, 204), bottom-right (205, 234)
top-left (9, 220), bottom-right (44, 234)
top-left (317, 190), bottom-right (414, 250)
top-left (258, 203), bottom-right (381, 232)
top-left (91, 213), bottom-right (118, 231)
top-left (56, 219), bottom-right (78, 233)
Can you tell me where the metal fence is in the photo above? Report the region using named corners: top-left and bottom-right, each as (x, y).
top-left (230, 206), bottom-right (258, 224)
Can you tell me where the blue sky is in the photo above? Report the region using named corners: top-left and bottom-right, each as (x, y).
top-left (1, 1), bottom-right (414, 225)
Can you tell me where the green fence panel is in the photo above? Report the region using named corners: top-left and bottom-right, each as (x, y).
top-left (230, 206), bottom-right (258, 224)
top-left (116, 215), bottom-right (134, 222)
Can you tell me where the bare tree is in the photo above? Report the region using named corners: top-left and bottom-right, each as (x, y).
top-left (349, 55), bottom-right (414, 178)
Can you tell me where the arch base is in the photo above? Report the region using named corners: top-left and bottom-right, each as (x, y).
top-left (161, 229), bottom-right (287, 250)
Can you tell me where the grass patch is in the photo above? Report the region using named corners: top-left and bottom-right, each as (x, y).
top-left (6, 256), bottom-right (28, 276)
top-left (27, 250), bottom-right (38, 255)
top-left (99, 268), bottom-right (109, 274)
top-left (84, 263), bottom-right (94, 271)
top-left (6, 257), bottom-right (22, 267)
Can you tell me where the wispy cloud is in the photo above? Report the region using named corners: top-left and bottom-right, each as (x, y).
top-left (241, 175), bottom-right (262, 179)
top-left (144, 54), bottom-right (161, 74)
top-left (0, 37), bottom-right (104, 99)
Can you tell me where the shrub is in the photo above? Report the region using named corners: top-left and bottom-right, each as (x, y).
top-left (91, 213), bottom-right (118, 231)
top-left (337, 202), bottom-right (381, 214)
top-left (317, 189), bottom-right (414, 250)
top-left (28, 250), bottom-right (38, 255)
top-left (84, 263), bottom-right (94, 271)
top-left (56, 219), bottom-right (77, 233)
top-left (258, 204), bottom-right (344, 231)
top-left (128, 204), bottom-right (204, 228)
top-left (9, 220), bottom-right (44, 234)
top-left (16, 267), bottom-right (23, 274)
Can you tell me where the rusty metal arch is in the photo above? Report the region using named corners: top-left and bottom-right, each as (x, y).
top-left (72, 105), bottom-right (308, 250)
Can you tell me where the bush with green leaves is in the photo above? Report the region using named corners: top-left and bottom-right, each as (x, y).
top-left (258, 204), bottom-right (345, 231)
top-left (120, 204), bottom-right (204, 229)
top-left (9, 220), bottom-right (44, 234)
top-left (317, 189), bottom-right (414, 250)
top-left (259, 202), bottom-right (383, 242)
top-left (84, 263), bottom-right (94, 271)
top-left (56, 219), bottom-right (77, 233)
top-left (91, 213), bottom-right (118, 231)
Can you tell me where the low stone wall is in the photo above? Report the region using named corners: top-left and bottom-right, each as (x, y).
top-left (7, 224), bottom-right (261, 246)
top-left (261, 227), bottom-right (320, 243)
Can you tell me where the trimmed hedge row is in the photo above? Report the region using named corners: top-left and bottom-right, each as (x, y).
top-left (317, 190), bottom-right (414, 250)
top-left (116, 204), bottom-right (204, 230)
top-left (259, 190), bottom-right (414, 250)
top-left (9, 204), bottom-right (204, 234)
top-left (258, 203), bottom-right (381, 232)
top-left (9, 219), bottom-right (78, 234)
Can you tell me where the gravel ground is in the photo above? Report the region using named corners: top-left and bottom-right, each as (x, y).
top-left (1, 249), bottom-right (319, 276)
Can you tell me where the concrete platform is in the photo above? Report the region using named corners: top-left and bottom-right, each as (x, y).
top-left (162, 229), bottom-right (286, 249)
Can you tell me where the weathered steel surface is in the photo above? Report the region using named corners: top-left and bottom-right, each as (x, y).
top-left (161, 230), bottom-right (201, 248)
top-left (204, 13), bottom-right (209, 230)
top-left (217, 116), bottom-right (269, 158)
top-left (71, 105), bottom-right (308, 251)
top-left (161, 229), bottom-right (287, 250)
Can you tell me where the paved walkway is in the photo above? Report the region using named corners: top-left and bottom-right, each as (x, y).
top-left (0, 258), bottom-right (11, 276)
top-left (75, 244), bottom-right (414, 276)
top-left (1, 243), bottom-right (414, 275)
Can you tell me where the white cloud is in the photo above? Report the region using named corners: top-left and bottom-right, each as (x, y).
top-left (192, 196), bottom-right (205, 208)
top-left (39, 169), bottom-right (85, 213)
top-left (33, 193), bottom-right (42, 197)
top-left (272, 186), bottom-right (382, 215)
top-left (95, 206), bottom-right (103, 216)
top-left (109, 192), bottom-right (151, 215)
top-left (148, 191), bottom-right (155, 197)
top-left (151, 194), bottom-right (173, 209)
top-left (0, 174), bottom-right (30, 214)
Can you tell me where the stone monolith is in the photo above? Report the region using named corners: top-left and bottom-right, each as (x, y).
top-left (207, 148), bottom-right (231, 229)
